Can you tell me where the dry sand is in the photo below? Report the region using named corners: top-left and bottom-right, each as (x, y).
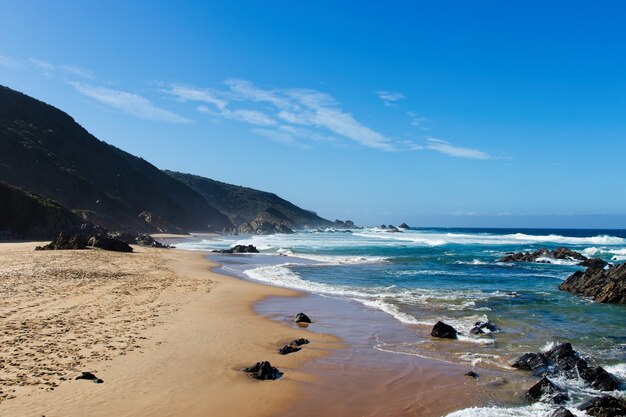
top-left (0, 243), bottom-right (339, 417)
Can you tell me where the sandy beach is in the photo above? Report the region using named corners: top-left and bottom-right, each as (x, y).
top-left (0, 243), bottom-right (339, 417)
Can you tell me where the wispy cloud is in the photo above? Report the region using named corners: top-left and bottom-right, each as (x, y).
top-left (407, 111), bottom-right (428, 128)
top-left (165, 84), bottom-right (228, 110)
top-left (163, 80), bottom-right (395, 151)
top-left (68, 81), bottom-right (191, 124)
top-left (425, 138), bottom-right (490, 160)
top-left (59, 65), bottom-right (94, 79)
top-left (28, 58), bottom-right (55, 71)
top-left (376, 90), bottom-right (405, 106)
top-left (197, 105), bottom-right (276, 126)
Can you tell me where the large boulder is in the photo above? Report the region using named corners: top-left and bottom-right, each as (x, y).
top-left (87, 236), bottom-right (133, 253)
top-left (35, 232), bottom-right (88, 250)
top-left (511, 352), bottom-right (549, 375)
top-left (560, 263), bottom-right (626, 304)
top-left (398, 223), bottom-right (410, 229)
top-left (431, 321), bottom-right (458, 339)
top-left (578, 363), bottom-right (621, 391)
top-left (578, 395), bottom-right (626, 417)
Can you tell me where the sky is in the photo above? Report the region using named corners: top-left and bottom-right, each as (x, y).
top-left (1, 1), bottom-right (626, 228)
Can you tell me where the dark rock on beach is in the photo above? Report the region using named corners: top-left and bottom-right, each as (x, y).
top-left (242, 361), bottom-right (282, 380)
top-left (35, 232), bottom-right (88, 250)
top-left (578, 395), bottom-right (626, 417)
top-left (107, 231), bottom-right (169, 248)
top-left (499, 247), bottom-right (587, 263)
top-left (87, 235), bottom-right (133, 253)
top-left (213, 244), bottom-right (259, 254)
top-left (526, 377), bottom-right (568, 404)
top-left (550, 407), bottom-right (575, 417)
top-left (278, 344), bottom-right (301, 355)
top-left (470, 321), bottom-right (498, 335)
top-left (294, 313), bottom-right (312, 324)
top-left (559, 262), bottom-right (626, 304)
top-left (465, 371), bottom-right (479, 378)
top-left (431, 321), bottom-right (458, 339)
top-left (290, 338), bottom-right (310, 346)
top-left (75, 371), bottom-right (103, 383)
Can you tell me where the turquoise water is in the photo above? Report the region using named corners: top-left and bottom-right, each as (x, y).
top-left (178, 227), bottom-right (626, 415)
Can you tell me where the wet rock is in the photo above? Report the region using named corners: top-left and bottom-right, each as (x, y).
top-left (242, 361), bottom-right (282, 380)
top-left (465, 371), bottom-right (479, 378)
top-left (278, 345), bottom-right (301, 355)
top-left (213, 244), bottom-right (259, 254)
top-left (35, 232), bottom-right (88, 250)
top-left (511, 352), bottom-right (549, 375)
top-left (290, 338), bottom-right (310, 346)
top-left (431, 321), bottom-right (458, 339)
top-left (87, 236), bottom-right (133, 252)
top-left (560, 263), bottom-right (626, 304)
top-left (578, 395), bottom-right (626, 417)
top-left (294, 313), bottom-right (311, 324)
top-left (526, 377), bottom-right (568, 403)
top-left (579, 365), bottom-right (621, 391)
top-left (550, 407), bottom-right (575, 417)
top-left (75, 371), bottom-right (103, 383)
top-left (499, 247), bottom-right (587, 263)
top-left (546, 342), bottom-right (580, 375)
top-left (470, 321), bottom-right (498, 335)
top-left (579, 258), bottom-right (609, 269)
top-left (398, 223), bottom-right (410, 229)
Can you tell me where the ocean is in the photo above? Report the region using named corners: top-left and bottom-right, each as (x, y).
top-left (177, 227), bottom-right (626, 416)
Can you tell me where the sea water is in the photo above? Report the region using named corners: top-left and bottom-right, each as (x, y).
top-left (177, 227), bottom-right (626, 416)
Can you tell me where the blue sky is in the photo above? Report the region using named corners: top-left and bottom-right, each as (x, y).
top-left (1, 1), bottom-right (626, 228)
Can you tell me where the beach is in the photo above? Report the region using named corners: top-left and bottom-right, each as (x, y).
top-left (0, 242), bottom-right (342, 417)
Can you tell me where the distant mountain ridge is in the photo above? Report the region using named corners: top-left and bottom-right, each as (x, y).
top-left (0, 85), bottom-right (332, 237)
top-left (165, 170), bottom-right (332, 229)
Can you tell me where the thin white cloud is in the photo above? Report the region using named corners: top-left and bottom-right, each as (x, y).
top-left (377, 90), bottom-right (405, 106)
top-left (426, 138), bottom-right (490, 160)
top-left (407, 111), bottom-right (428, 127)
top-left (68, 81), bottom-right (191, 124)
top-left (165, 84), bottom-right (228, 110)
top-left (59, 65), bottom-right (94, 79)
top-left (197, 105), bottom-right (275, 126)
top-left (251, 128), bottom-right (311, 149)
top-left (29, 58), bottom-right (55, 71)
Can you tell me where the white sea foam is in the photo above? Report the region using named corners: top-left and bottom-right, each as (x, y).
top-left (445, 403), bottom-right (585, 417)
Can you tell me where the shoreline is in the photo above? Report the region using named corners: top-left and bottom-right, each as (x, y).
top-left (0, 243), bottom-right (340, 417)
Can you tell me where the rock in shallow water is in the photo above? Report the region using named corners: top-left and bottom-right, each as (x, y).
top-left (242, 361), bottom-right (282, 380)
top-left (278, 344), bottom-right (301, 355)
top-left (470, 321), bottom-right (498, 335)
top-left (526, 377), bottom-right (568, 404)
top-left (294, 313), bottom-right (312, 324)
top-left (578, 395), bottom-right (626, 417)
top-left (213, 244), bottom-right (259, 254)
top-left (560, 262), bottom-right (626, 304)
top-left (431, 321), bottom-right (458, 339)
top-left (550, 407), bottom-right (575, 417)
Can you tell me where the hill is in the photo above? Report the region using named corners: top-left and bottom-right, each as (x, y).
top-left (0, 85), bottom-right (233, 233)
top-left (0, 181), bottom-right (87, 240)
top-left (165, 171), bottom-right (332, 228)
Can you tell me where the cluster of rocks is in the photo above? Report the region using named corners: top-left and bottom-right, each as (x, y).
top-left (243, 313), bottom-right (314, 381)
top-left (512, 342), bottom-right (622, 410)
top-left (560, 263), bottom-right (626, 304)
top-left (236, 208), bottom-right (295, 235)
top-left (498, 247), bottom-right (599, 265)
top-left (278, 338), bottom-right (310, 355)
top-left (333, 219), bottom-right (357, 229)
top-left (430, 320), bottom-right (498, 340)
top-left (378, 225), bottom-right (402, 233)
top-left (212, 244), bottom-right (259, 254)
top-left (35, 229), bottom-right (173, 253)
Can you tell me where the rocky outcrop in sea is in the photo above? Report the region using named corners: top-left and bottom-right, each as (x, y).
top-left (498, 247), bottom-right (588, 263)
top-left (560, 262), bottom-right (626, 304)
